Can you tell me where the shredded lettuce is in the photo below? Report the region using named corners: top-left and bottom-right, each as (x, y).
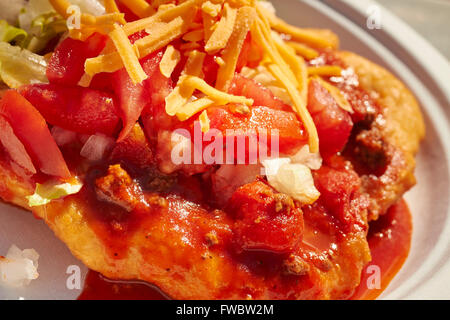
top-left (15, 0), bottom-right (67, 53)
top-left (0, 42), bottom-right (48, 88)
top-left (0, 20), bottom-right (28, 45)
top-left (26, 180), bottom-right (83, 207)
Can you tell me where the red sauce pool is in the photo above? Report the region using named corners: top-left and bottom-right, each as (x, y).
top-left (78, 271), bottom-right (169, 300)
top-left (351, 199), bottom-right (412, 300)
top-left (78, 199), bottom-right (412, 300)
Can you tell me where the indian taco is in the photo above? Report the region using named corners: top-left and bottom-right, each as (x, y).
top-left (0, 0), bottom-right (424, 299)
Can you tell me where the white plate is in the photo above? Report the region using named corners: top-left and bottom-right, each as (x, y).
top-left (1, 0), bottom-right (449, 300)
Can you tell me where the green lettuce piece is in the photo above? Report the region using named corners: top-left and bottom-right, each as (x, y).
top-left (25, 12), bottom-right (67, 53)
top-left (0, 20), bottom-right (28, 45)
top-left (0, 41), bottom-right (48, 88)
top-left (26, 180), bottom-right (83, 207)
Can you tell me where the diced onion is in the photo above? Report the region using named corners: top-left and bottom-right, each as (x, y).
top-left (263, 160), bottom-right (320, 204)
top-left (262, 146), bottom-right (322, 205)
top-left (212, 164), bottom-right (261, 204)
top-left (289, 145), bottom-right (322, 170)
top-left (0, 245), bottom-right (39, 287)
top-left (80, 134), bottom-right (114, 161)
top-left (51, 126), bottom-right (77, 147)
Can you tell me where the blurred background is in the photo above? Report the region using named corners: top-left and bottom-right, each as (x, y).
top-left (377, 0), bottom-right (450, 59)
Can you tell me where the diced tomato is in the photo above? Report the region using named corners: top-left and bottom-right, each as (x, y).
top-left (0, 115), bottom-right (36, 174)
top-left (19, 84), bottom-right (120, 136)
top-left (47, 33), bottom-right (107, 86)
top-left (112, 68), bottom-right (147, 141)
top-left (129, 30), bottom-right (149, 44)
top-left (110, 123), bottom-right (154, 169)
top-left (202, 54), bottom-right (220, 86)
top-left (203, 104), bottom-right (307, 157)
top-left (313, 164), bottom-right (368, 230)
top-left (113, 50), bottom-right (173, 141)
top-left (89, 72), bottom-right (114, 92)
top-left (0, 90), bottom-right (70, 178)
top-left (116, 1), bottom-right (140, 22)
top-left (307, 79), bottom-right (353, 157)
top-left (141, 50), bottom-right (173, 114)
top-left (228, 180), bottom-right (304, 253)
top-left (229, 74), bottom-right (289, 111)
top-left (236, 33), bottom-right (262, 71)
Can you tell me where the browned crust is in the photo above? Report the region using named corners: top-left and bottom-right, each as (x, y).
top-left (337, 51), bottom-right (425, 155)
top-left (337, 51), bottom-right (425, 219)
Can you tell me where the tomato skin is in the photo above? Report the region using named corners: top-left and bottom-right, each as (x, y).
top-left (313, 164), bottom-right (368, 231)
top-left (307, 79), bottom-right (353, 157)
top-left (202, 54), bottom-right (220, 86)
top-left (112, 68), bottom-right (147, 141)
top-left (0, 90), bottom-right (70, 178)
top-left (229, 74), bottom-right (289, 111)
top-left (19, 84), bottom-right (120, 136)
top-left (109, 123), bottom-right (154, 170)
top-left (0, 115), bottom-right (36, 174)
top-left (141, 50), bottom-right (173, 115)
top-left (229, 180), bottom-right (304, 253)
top-left (204, 104), bottom-right (307, 157)
top-left (47, 33), bottom-right (107, 86)
top-left (236, 33), bottom-right (262, 71)
top-left (114, 50), bottom-right (173, 141)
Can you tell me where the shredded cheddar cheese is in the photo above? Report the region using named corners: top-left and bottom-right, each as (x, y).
top-left (205, 3), bottom-right (237, 54)
top-left (109, 24), bottom-right (148, 84)
top-left (199, 110), bottom-right (211, 133)
top-left (313, 77), bottom-right (353, 113)
top-left (183, 29), bottom-right (205, 42)
top-left (179, 42), bottom-right (201, 50)
top-left (256, 2), bottom-right (339, 49)
top-left (308, 65), bottom-right (342, 77)
top-left (267, 63), bottom-right (319, 153)
top-left (286, 41), bottom-right (319, 60)
top-left (159, 45), bottom-right (181, 78)
top-left (252, 17), bottom-right (298, 88)
top-left (123, 0), bottom-right (202, 36)
top-left (119, 0), bottom-right (155, 18)
top-left (215, 6), bottom-right (256, 91)
top-left (104, 0), bottom-right (121, 14)
top-left (184, 76), bottom-right (254, 106)
top-left (202, 1), bottom-right (223, 17)
top-left (202, 11), bottom-right (216, 42)
top-left (85, 17), bottom-right (188, 75)
top-left (177, 97), bottom-right (215, 121)
top-left (51, 0), bottom-right (361, 158)
top-left (165, 50), bottom-right (206, 116)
